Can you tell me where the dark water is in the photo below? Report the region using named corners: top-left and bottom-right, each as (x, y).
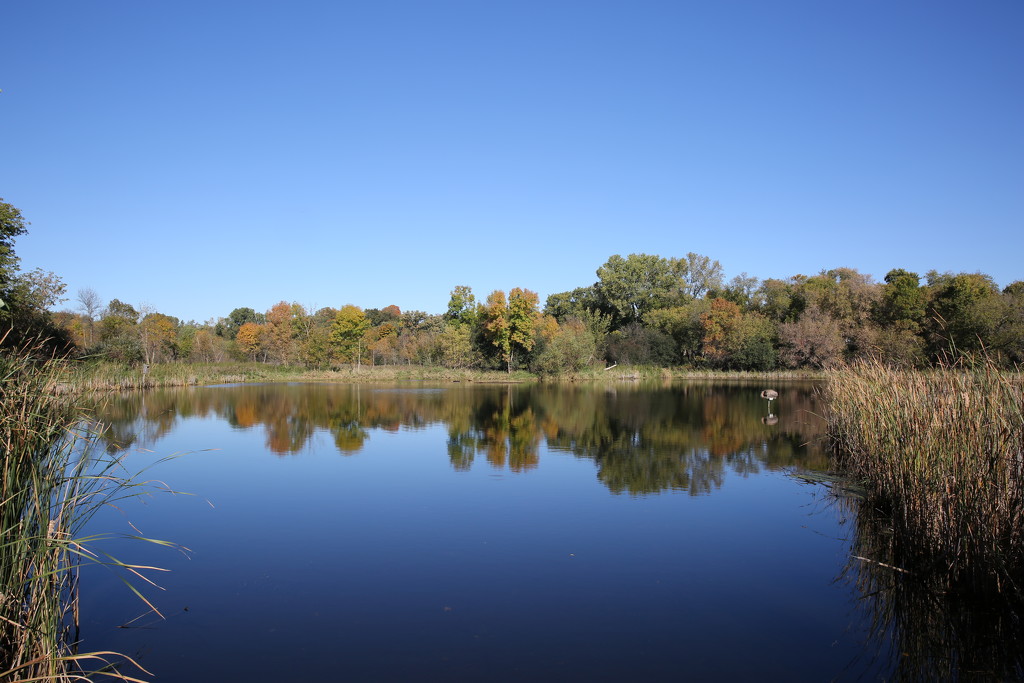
top-left (76, 381), bottom-right (887, 681)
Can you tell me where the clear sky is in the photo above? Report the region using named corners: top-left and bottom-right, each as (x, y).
top-left (2, 1), bottom-right (1021, 323)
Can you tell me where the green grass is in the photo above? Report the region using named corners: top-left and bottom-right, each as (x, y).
top-left (1, 347), bottom-right (176, 681)
top-left (824, 357), bottom-right (1024, 593)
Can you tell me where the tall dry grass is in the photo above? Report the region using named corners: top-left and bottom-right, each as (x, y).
top-left (61, 360), bottom-right (531, 391)
top-left (1, 346), bottom-right (169, 681)
top-left (824, 358), bottom-right (1024, 592)
top-left (59, 358), bottom-right (826, 393)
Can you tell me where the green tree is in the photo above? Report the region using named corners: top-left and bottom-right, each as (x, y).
top-left (437, 323), bottom-right (478, 369)
top-left (1, 267), bottom-right (71, 349)
top-left (545, 286), bottom-right (611, 360)
top-left (993, 282), bottom-right (1024, 365)
top-left (0, 199), bottom-right (73, 351)
top-left (720, 272), bottom-right (761, 310)
top-left (100, 299), bottom-right (139, 341)
top-left (595, 253), bottom-right (684, 328)
top-left (925, 271), bottom-right (1001, 358)
top-left (873, 268), bottom-right (927, 367)
top-left (1004, 281), bottom-right (1024, 298)
top-left (220, 307), bottom-right (265, 339)
top-left (531, 317), bottom-right (597, 375)
top-left (95, 299), bottom-right (143, 362)
top-left (544, 285), bottom-right (603, 321)
top-left (644, 300), bottom-right (710, 362)
top-left (7, 268), bottom-right (67, 312)
top-left (299, 326), bottom-right (332, 369)
top-left (757, 278), bottom-right (799, 323)
top-left (331, 305), bottom-right (370, 366)
top-left (726, 313), bottom-right (777, 370)
top-left (877, 269), bottom-right (926, 328)
top-left (0, 198), bottom-right (28, 297)
top-left (606, 323), bottom-right (676, 366)
top-left (679, 252), bottom-right (724, 299)
top-left (444, 285), bottom-right (478, 326)
top-left (297, 307), bottom-right (338, 368)
top-left (172, 324), bottom-right (196, 360)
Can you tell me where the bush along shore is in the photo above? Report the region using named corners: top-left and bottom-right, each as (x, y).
top-left (1, 346), bottom-right (171, 681)
top-left (824, 356), bottom-right (1024, 596)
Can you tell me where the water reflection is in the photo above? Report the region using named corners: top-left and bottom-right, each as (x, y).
top-left (83, 382), bottom-right (1024, 680)
top-left (90, 381), bottom-right (828, 497)
top-left (837, 492), bottom-right (1024, 681)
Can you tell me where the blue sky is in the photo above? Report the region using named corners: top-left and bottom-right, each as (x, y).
top-left (2, 1), bottom-right (1021, 323)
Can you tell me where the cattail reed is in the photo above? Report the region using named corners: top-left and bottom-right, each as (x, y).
top-left (825, 357), bottom-right (1024, 592)
top-left (1, 345), bottom-right (82, 679)
top-left (1, 346), bottom-right (154, 681)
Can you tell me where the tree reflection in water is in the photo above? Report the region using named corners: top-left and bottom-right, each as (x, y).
top-left (90, 381), bottom-right (829, 494)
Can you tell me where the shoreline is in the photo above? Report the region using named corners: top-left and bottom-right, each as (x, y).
top-left (57, 360), bottom-right (826, 392)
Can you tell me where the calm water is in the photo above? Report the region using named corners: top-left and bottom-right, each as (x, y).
top-left (75, 382), bottom-right (897, 681)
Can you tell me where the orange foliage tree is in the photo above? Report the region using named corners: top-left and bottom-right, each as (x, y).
top-left (236, 322), bottom-right (265, 361)
top-left (264, 301), bottom-right (297, 364)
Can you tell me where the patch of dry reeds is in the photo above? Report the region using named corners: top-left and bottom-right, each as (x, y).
top-left (61, 360), bottom-right (533, 392)
top-left (824, 358), bottom-right (1024, 592)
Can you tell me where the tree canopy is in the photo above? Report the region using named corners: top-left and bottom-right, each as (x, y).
top-left (0, 197), bottom-right (1012, 374)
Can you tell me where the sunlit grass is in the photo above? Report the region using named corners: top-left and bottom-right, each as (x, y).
top-left (62, 360), bottom-right (538, 390)
top-left (61, 359), bottom-right (823, 392)
top-left (824, 357), bottom-right (1024, 593)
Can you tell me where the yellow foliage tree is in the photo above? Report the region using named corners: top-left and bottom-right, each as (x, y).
top-left (699, 298), bottom-right (742, 365)
top-left (140, 312), bottom-right (177, 364)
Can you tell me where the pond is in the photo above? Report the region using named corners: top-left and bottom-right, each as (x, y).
top-left (72, 380), bottom-right (1008, 681)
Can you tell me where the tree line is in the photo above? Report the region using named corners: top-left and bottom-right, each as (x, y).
top-left (3, 199), bottom-right (1022, 371)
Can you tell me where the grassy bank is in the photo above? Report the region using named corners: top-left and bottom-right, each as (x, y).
top-left (824, 358), bottom-right (1024, 593)
top-left (61, 360), bottom-right (536, 390)
top-left (60, 359), bottom-right (823, 392)
top-left (1, 349), bottom-right (158, 681)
